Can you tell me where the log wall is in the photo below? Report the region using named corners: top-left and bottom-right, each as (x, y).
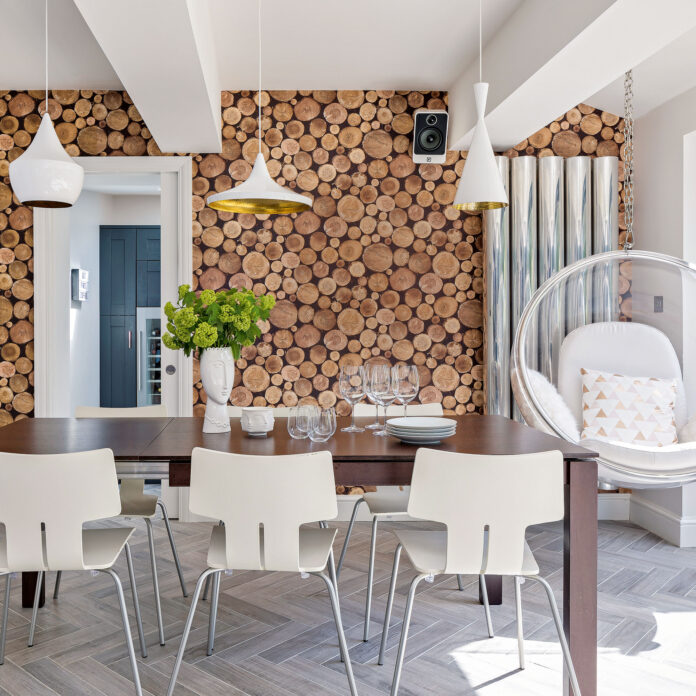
top-left (0, 90), bottom-right (625, 427)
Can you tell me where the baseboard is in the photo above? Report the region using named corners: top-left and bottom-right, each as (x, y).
top-left (597, 493), bottom-right (631, 521)
top-left (629, 496), bottom-right (696, 547)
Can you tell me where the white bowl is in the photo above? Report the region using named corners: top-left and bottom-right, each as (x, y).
top-left (241, 407), bottom-right (275, 437)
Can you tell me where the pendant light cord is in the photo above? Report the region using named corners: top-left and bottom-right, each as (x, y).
top-left (45, 0), bottom-right (48, 115)
top-left (479, 0), bottom-right (482, 82)
top-left (258, 0), bottom-right (262, 155)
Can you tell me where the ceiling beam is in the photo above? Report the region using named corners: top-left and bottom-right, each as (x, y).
top-left (448, 0), bottom-right (696, 151)
top-left (72, 0), bottom-right (221, 153)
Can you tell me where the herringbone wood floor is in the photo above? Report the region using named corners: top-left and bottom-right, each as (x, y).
top-left (2, 515), bottom-right (696, 695)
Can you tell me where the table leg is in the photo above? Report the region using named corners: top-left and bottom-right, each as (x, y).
top-left (22, 572), bottom-right (45, 609)
top-left (478, 575), bottom-right (502, 605)
top-left (564, 458), bottom-right (597, 696)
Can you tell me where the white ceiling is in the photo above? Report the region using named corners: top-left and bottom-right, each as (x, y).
top-left (3, 0), bottom-right (696, 152)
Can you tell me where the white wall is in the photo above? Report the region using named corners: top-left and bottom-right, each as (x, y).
top-left (634, 85), bottom-right (696, 259)
top-left (62, 192), bottom-right (160, 415)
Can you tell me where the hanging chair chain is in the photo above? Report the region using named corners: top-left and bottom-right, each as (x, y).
top-left (623, 70), bottom-right (634, 250)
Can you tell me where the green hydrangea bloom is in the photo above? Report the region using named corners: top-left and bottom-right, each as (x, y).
top-left (259, 295), bottom-right (275, 312)
top-left (178, 284), bottom-right (190, 301)
top-left (164, 301), bottom-right (176, 320)
top-left (233, 315), bottom-right (251, 331)
top-left (193, 322), bottom-right (217, 348)
top-left (175, 326), bottom-right (191, 342)
top-left (162, 333), bottom-right (179, 350)
top-left (173, 307), bottom-right (197, 329)
top-left (219, 304), bottom-right (235, 323)
top-left (199, 289), bottom-right (216, 305)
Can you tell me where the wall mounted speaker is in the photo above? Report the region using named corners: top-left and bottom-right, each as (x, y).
top-left (412, 109), bottom-right (448, 164)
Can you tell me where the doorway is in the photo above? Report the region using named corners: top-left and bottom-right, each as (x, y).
top-left (33, 156), bottom-right (193, 418)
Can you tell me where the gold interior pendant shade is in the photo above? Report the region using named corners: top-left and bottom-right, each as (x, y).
top-left (207, 153), bottom-right (311, 214)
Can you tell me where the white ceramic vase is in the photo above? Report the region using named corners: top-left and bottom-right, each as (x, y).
top-left (200, 347), bottom-right (234, 433)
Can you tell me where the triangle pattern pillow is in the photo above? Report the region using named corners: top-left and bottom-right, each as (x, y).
top-left (580, 367), bottom-right (678, 447)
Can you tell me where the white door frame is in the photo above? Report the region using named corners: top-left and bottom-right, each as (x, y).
top-left (34, 156), bottom-right (193, 418)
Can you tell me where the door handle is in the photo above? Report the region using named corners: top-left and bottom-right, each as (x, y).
top-left (137, 331), bottom-right (143, 391)
top-left (128, 330), bottom-right (132, 349)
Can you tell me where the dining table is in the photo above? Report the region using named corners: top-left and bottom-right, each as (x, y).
top-left (0, 413), bottom-right (598, 695)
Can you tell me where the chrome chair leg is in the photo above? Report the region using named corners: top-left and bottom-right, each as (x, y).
top-left (528, 576), bottom-right (581, 696)
top-left (202, 574), bottom-right (211, 601)
top-left (125, 543), bottom-right (147, 659)
top-left (28, 571), bottom-right (44, 647)
top-left (207, 571), bottom-right (221, 656)
top-left (145, 517), bottom-right (165, 645)
top-left (0, 573), bottom-right (11, 664)
top-left (167, 568), bottom-right (217, 696)
top-left (363, 515), bottom-right (379, 641)
top-left (514, 576), bottom-right (525, 669)
top-left (457, 574), bottom-right (464, 591)
top-left (327, 549), bottom-right (345, 663)
top-left (390, 574), bottom-right (427, 696)
top-left (102, 569), bottom-right (143, 696)
top-left (53, 570), bottom-right (62, 599)
top-left (336, 497), bottom-right (365, 579)
top-left (313, 571), bottom-right (358, 696)
top-left (157, 500), bottom-right (188, 597)
top-left (479, 573), bottom-right (494, 638)
top-left (378, 543), bottom-right (402, 665)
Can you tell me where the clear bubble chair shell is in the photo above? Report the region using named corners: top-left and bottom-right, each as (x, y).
top-left (511, 249), bottom-right (696, 490)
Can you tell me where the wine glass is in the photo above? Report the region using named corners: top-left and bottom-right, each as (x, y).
top-left (308, 407), bottom-right (337, 442)
top-left (392, 364), bottom-right (419, 418)
top-left (364, 362), bottom-right (385, 429)
top-left (370, 364), bottom-right (396, 436)
top-left (339, 365), bottom-right (365, 432)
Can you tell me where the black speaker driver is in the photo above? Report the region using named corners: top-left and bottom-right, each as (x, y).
top-left (418, 127), bottom-right (443, 152)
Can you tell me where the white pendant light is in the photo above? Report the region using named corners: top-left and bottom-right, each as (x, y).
top-left (452, 0), bottom-right (508, 212)
top-left (9, 0), bottom-right (83, 208)
top-left (208, 0), bottom-right (310, 214)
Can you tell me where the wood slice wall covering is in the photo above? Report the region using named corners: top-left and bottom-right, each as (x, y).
top-left (0, 90), bottom-right (624, 430)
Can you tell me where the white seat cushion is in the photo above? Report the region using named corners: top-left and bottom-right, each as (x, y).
top-left (395, 529), bottom-right (539, 576)
top-left (363, 489), bottom-right (410, 515)
top-left (207, 524), bottom-right (336, 573)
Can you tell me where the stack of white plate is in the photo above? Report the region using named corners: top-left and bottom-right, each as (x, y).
top-left (385, 417), bottom-right (457, 445)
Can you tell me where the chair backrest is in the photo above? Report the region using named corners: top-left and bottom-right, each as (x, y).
top-left (189, 448), bottom-right (337, 572)
top-left (228, 406), bottom-right (293, 417)
top-left (75, 405), bottom-right (168, 418)
top-left (407, 449), bottom-right (563, 575)
top-left (0, 449), bottom-right (120, 572)
top-left (558, 322), bottom-right (686, 429)
top-left (354, 402), bottom-right (444, 417)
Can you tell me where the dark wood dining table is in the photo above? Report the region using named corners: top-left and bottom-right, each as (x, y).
top-left (0, 413), bottom-right (598, 695)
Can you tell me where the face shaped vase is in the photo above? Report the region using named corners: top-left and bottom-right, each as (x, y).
top-left (199, 347), bottom-right (234, 433)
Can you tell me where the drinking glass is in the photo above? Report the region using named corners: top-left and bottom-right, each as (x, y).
top-left (370, 364), bottom-right (396, 436)
top-left (364, 362), bottom-right (385, 429)
top-left (287, 406), bottom-right (314, 439)
top-left (392, 364), bottom-right (419, 417)
top-left (339, 365), bottom-right (366, 432)
top-left (308, 407), bottom-right (337, 442)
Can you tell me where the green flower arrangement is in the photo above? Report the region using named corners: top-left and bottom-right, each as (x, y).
top-left (162, 285), bottom-right (275, 359)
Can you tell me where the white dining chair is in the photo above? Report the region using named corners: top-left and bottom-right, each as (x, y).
top-left (378, 448), bottom-right (581, 696)
top-left (166, 448), bottom-right (358, 696)
top-left (337, 402), bottom-right (480, 642)
top-left (0, 449), bottom-right (144, 695)
top-left (68, 404), bottom-right (187, 647)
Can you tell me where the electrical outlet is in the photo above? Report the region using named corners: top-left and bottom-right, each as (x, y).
top-left (654, 295), bottom-right (664, 313)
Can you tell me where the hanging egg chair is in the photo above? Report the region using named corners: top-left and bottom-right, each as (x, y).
top-left (511, 248), bottom-right (696, 488)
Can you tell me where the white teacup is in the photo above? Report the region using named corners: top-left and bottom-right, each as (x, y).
top-left (241, 407), bottom-right (275, 437)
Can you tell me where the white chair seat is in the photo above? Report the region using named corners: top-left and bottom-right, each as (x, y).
top-left (83, 528), bottom-right (135, 570)
top-left (120, 493), bottom-right (159, 517)
top-left (395, 529), bottom-right (540, 576)
top-left (363, 489), bottom-right (410, 515)
top-left (207, 524), bottom-right (337, 573)
top-left (0, 527), bottom-right (134, 573)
